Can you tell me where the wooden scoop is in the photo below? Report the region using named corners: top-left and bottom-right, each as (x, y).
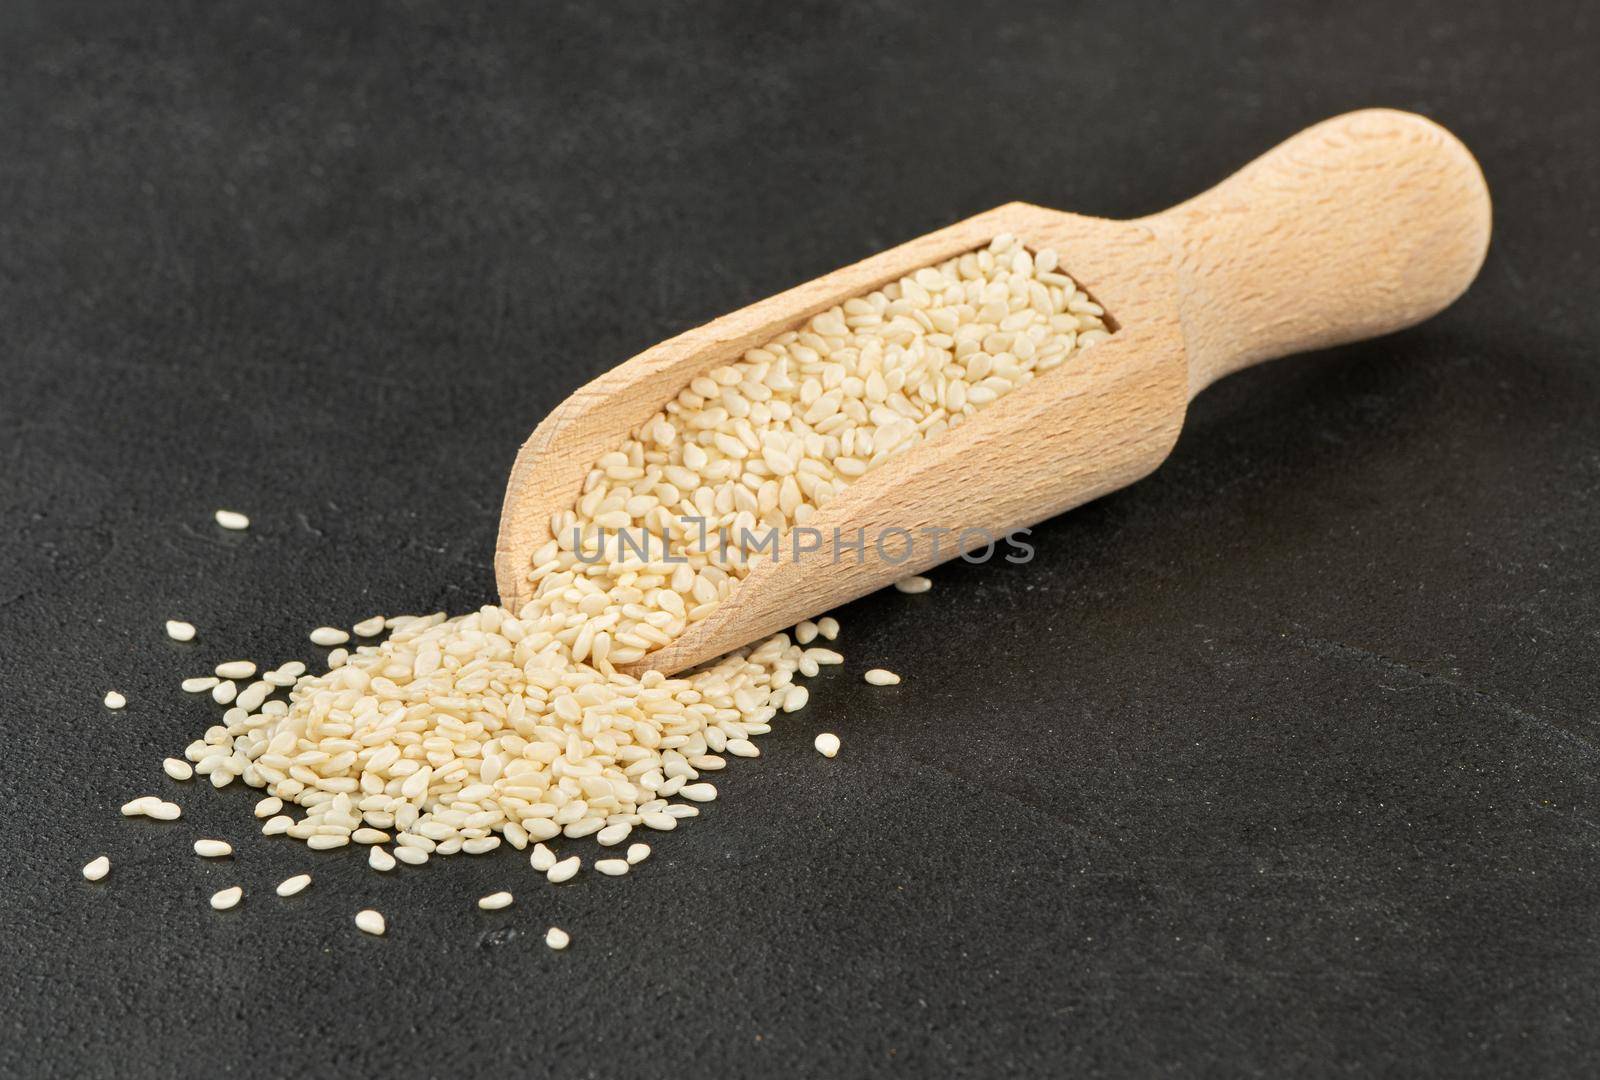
top-left (497, 108), bottom-right (1490, 676)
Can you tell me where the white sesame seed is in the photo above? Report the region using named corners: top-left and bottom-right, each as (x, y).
top-left (394, 846), bottom-right (428, 866)
top-left (596, 823), bottom-right (632, 846)
top-left (276, 874), bottom-right (312, 897)
top-left (864, 668), bottom-right (901, 686)
top-left (214, 509), bottom-right (250, 531)
top-left (309, 626), bottom-right (349, 647)
top-left (254, 796), bottom-right (283, 818)
top-left (524, 819), bottom-right (561, 842)
top-left (354, 909), bottom-right (386, 935)
top-left (725, 738), bottom-right (759, 758)
top-left (234, 680), bottom-right (271, 712)
top-left (640, 812), bottom-right (677, 831)
top-left (165, 620), bottom-right (197, 642)
top-left (679, 783), bottom-right (718, 803)
top-left (306, 834), bottom-right (349, 850)
top-left (180, 676), bottom-right (219, 693)
top-left (477, 891), bottom-right (514, 910)
top-left (563, 818), bottom-right (604, 840)
top-left (352, 828), bottom-right (390, 845)
top-left (368, 846), bottom-right (396, 872)
top-left (352, 615), bottom-right (386, 638)
top-left (120, 796), bottom-right (157, 816)
top-left (214, 660), bottom-right (256, 680)
top-left (626, 843), bottom-right (651, 865)
top-left (211, 680), bottom-right (237, 705)
top-left (814, 732), bottom-right (841, 758)
top-left (146, 800), bottom-right (182, 821)
top-left (103, 691), bottom-right (126, 710)
top-left (163, 757), bottom-right (194, 781)
top-left (261, 815), bottom-right (292, 836)
top-left (545, 926), bottom-right (570, 950)
top-left (209, 886), bottom-right (242, 910)
top-left (546, 856), bottom-right (581, 883)
top-left (893, 575), bottom-right (933, 594)
top-left (81, 856), bottom-right (110, 881)
top-left (193, 839), bottom-right (233, 858)
top-left (781, 686), bottom-right (809, 713)
top-left (817, 617), bottom-right (840, 640)
top-left (795, 620), bottom-right (819, 644)
top-left (595, 859), bottom-right (630, 876)
top-left (530, 844), bottom-right (557, 872)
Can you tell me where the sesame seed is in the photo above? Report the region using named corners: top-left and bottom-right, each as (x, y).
top-left (546, 856), bottom-right (581, 883)
top-left (163, 758), bottom-right (194, 781)
top-left (165, 620), bottom-right (197, 642)
top-left (626, 843), bottom-right (651, 865)
top-left (214, 510), bottom-right (250, 531)
top-left (477, 891), bottom-right (514, 910)
top-left (275, 874), bottom-right (312, 897)
top-left (214, 660), bottom-right (256, 680)
top-left (81, 856), bottom-right (110, 881)
top-left (254, 796), bottom-right (282, 818)
top-left (864, 668), bottom-right (901, 686)
top-left (545, 926), bottom-right (570, 950)
top-left (103, 691), bottom-right (126, 710)
top-left (146, 800), bottom-right (182, 821)
top-left (530, 844), bottom-right (556, 872)
top-left (368, 846), bottom-right (396, 872)
top-left (193, 839), bottom-right (232, 858)
top-left (234, 680), bottom-right (271, 712)
top-left (595, 859), bottom-right (629, 876)
top-left (180, 676), bottom-right (219, 693)
top-left (352, 615), bottom-right (386, 637)
top-left (209, 886), bottom-right (242, 910)
top-left (814, 733), bottom-right (841, 758)
top-left (596, 823), bottom-right (631, 846)
top-left (893, 575), bottom-right (933, 594)
top-left (354, 909), bottom-right (385, 935)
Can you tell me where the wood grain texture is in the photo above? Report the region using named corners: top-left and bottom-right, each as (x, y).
top-left (495, 109), bottom-right (1491, 675)
top-left (1142, 108), bottom-right (1492, 396)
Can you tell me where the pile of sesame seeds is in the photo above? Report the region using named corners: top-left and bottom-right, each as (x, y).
top-left (84, 235), bottom-right (1110, 941)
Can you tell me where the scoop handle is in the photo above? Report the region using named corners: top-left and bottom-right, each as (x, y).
top-left (1141, 109), bottom-right (1491, 397)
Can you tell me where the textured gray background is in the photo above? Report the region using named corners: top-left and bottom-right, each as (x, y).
top-left (2, 1), bottom-right (1598, 1077)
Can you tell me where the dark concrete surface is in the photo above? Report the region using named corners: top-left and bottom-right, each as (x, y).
top-left (2, 1), bottom-right (1598, 1077)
